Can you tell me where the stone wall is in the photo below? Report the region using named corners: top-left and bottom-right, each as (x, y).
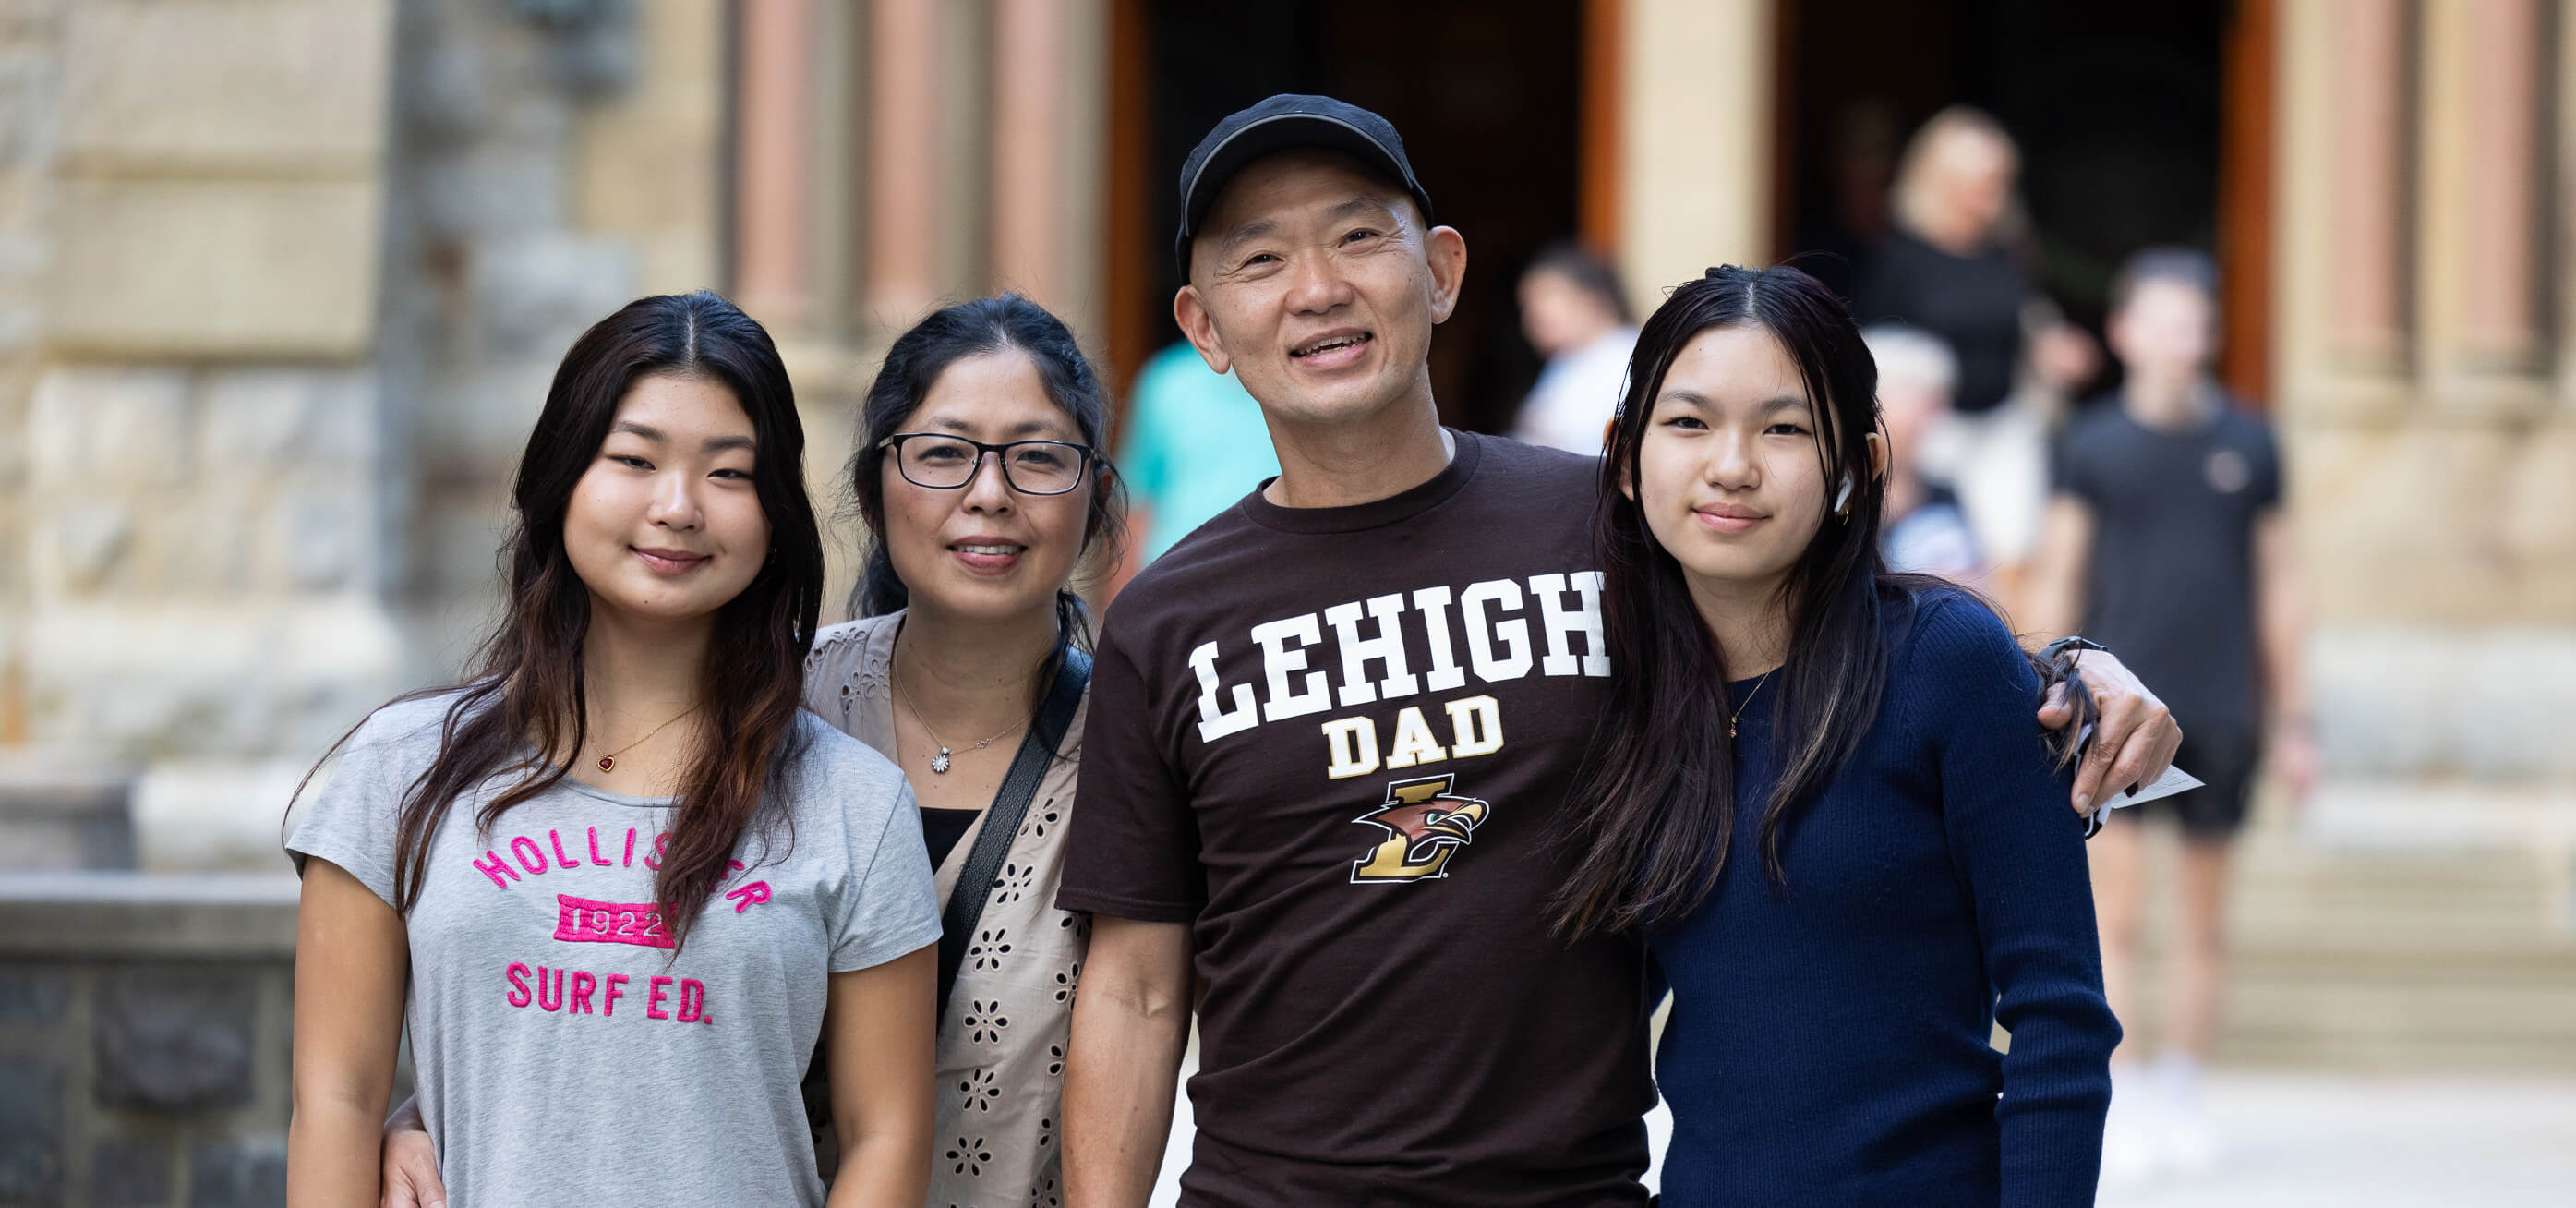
top-left (0, 874), bottom-right (309, 1208)
top-left (381, 0), bottom-right (726, 671)
top-left (0, 0), bottom-right (732, 869)
top-left (0, 0), bottom-right (406, 869)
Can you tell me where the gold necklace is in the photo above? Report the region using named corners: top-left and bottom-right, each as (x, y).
top-left (894, 661), bottom-right (1026, 775)
top-left (591, 705), bottom-right (700, 774)
top-left (1725, 669), bottom-right (1776, 741)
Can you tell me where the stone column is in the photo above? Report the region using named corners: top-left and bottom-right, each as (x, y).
top-left (1612, 0), bottom-right (1771, 318)
top-left (2421, 0), bottom-right (2546, 380)
top-left (866, 0), bottom-right (945, 326)
top-left (2323, 0), bottom-right (2409, 371)
top-left (731, 0), bottom-right (819, 326)
top-left (992, 0), bottom-right (1067, 310)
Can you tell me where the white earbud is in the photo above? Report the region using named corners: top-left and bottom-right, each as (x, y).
top-left (1833, 476), bottom-right (1854, 514)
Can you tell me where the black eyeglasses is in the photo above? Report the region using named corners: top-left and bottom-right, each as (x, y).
top-left (877, 432), bottom-right (1098, 496)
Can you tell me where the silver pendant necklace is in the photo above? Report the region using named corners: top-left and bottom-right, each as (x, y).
top-left (894, 658), bottom-right (1024, 774)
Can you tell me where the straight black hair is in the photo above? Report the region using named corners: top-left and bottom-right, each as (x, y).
top-left (844, 295), bottom-right (1127, 652)
top-left (1552, 265), bottom-right (2080, 937)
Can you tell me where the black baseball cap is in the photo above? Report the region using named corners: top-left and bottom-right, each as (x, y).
top-left (1174, 93), bottom-right (1437, 277)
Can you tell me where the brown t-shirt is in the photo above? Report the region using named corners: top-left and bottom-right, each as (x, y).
top-left (1060, 431), bottom-right (1655, 1207)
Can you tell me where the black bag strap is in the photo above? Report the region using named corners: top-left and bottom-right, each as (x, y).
top-left (934, 645), bottom-right (1090, 1017)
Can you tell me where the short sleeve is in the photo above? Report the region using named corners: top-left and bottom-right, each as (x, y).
top-left (284, 703), bottom-right (441, 912)
top-left (830, 779), bottom-right (943, 972)
top-left (1055, 620), bottom-right (1205, 923)
top-left (2049, 414), bottom-right (2099, 504)
top-left (2246, 417), bottom-right (2284, 511)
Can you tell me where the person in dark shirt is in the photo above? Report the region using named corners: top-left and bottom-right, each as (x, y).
top-left (1555, 264), bottom-right (2117, 1206)
top-left (1057, 95), bottom-right (2182, 1208)
top-left (2029, 248), bottom-right (2314, 1182)
top-left (1856, 107), bottom-right (2097, 587)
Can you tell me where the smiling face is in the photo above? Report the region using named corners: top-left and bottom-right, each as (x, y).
top-left (563, 372), bottom-right (772, 630)
top-left (1631, 325), bottom-right (1839, 607)
top-left (1174, 149), bottom-right (1463, 429)
top-left (878, 348), bottom-right (1096, 625)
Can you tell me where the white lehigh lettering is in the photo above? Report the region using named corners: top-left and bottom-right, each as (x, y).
top-left (1458, 578), bottom-right (1535, 682)
top-left (1190, 640), bottom-right (1258, 743)
top-left (1528, 571), bottom-right (1611, 676)
top-left (1444, 695), bottom-right (1504, 757)
top-left (1382, 707), bottom-right (1450, 769)
top-left (1251, 613), bottom-right (1335, 722)
top-left (1410, 585), bottom-right (1469, 692)
top-left (1321, 716), bottom-right (1380, 779)
top-left (1323, 593), bottom-right (1421, 707)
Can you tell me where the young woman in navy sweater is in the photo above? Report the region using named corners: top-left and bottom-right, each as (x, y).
top-left (1556, 265), bottom-right (2119, 1205)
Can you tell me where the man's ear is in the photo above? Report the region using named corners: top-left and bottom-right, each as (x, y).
top-left (1425, 225), bottom-right (1467, 324)
top-left (1173, 285), bottom-right (1232, 376)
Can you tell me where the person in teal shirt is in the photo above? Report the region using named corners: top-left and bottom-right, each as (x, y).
top-left (1120, 340), bottom-right (1282, 563)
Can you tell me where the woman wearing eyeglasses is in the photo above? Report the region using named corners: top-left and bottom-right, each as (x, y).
top-left (808, 294), bottom-right (1125, 1204)
top-left (379, 295), bottom-right (1125, 1207)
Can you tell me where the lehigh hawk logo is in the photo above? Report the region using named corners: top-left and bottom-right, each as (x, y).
top-left (1348, 774), bottom-right (1490, 884)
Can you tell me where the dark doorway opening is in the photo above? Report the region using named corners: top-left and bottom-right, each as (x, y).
top-left (1117, 0), bottom-right (1584, 433)
top-left (1776, 0), bottom-right (2230, 361)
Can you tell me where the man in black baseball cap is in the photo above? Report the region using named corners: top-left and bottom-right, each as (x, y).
top-left (1058, 93), bottom-right (2178, 1208)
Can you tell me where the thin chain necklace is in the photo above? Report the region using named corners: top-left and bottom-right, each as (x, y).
top-left (895, 660), bottom-right (1026, 775)
top-left (1725, 669), bottom-right (1777, 741)
top-left (591, 704), bottom-right (700, 774)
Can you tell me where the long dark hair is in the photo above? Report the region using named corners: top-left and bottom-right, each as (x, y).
top-left (1552, 265), bottom-right (2078, 938)
top-left (295, 291), bottom-right (825, 955)
top-left (844, 295), bottom-right (1127, 653)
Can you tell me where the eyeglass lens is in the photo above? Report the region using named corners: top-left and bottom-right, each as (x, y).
top-left (898, 436), bottom-right (1086, 493)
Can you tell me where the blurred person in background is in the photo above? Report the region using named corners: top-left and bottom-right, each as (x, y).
top-left (1858, 106), bottom-right (2098, 601)
top-left (379, 295), bottom-right (1125, 1207)
top-left (290, 292), bottom-right (940, 1208)
top-left (1510, 240), bottom-right (1639, 454)
top-left (2028, 248), bottom-right (2315, 1183)
top-left (1865, 324), bottom-right (1984, 582)
top-left (1115, 341), bottom-right (1281, 584)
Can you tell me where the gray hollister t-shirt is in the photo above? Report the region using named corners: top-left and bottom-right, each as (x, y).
top-left (287, 692), bottom-right (941, 1207)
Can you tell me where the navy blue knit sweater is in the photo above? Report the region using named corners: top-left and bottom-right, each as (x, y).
top-left (1651, 590), bottom-right (2117, 1206)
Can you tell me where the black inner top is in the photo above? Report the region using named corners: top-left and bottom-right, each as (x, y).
top-left (921, 806), bottom-right (982, 869)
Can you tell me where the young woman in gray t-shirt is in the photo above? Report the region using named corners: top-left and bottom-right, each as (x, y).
top-left (286, 292), bottom-right (943, 1207)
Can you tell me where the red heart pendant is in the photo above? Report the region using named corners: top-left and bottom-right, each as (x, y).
top-left (597, 756), bottom-right (615, 773)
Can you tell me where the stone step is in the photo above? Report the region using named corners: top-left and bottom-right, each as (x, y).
top-left (2106, 837), bottom-right (2576, 1070)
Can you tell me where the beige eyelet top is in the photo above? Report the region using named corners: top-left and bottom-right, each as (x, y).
top-left (804, 611), bottom-right (1089, 1207)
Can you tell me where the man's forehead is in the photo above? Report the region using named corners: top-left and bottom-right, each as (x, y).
top-left (1203, 151), bottom-right (1413, 228)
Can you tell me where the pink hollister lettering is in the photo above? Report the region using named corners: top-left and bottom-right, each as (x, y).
top-left (551, 894), bottom-right (675, 949)
top-left (474, 851), bottom-right (523, 890)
